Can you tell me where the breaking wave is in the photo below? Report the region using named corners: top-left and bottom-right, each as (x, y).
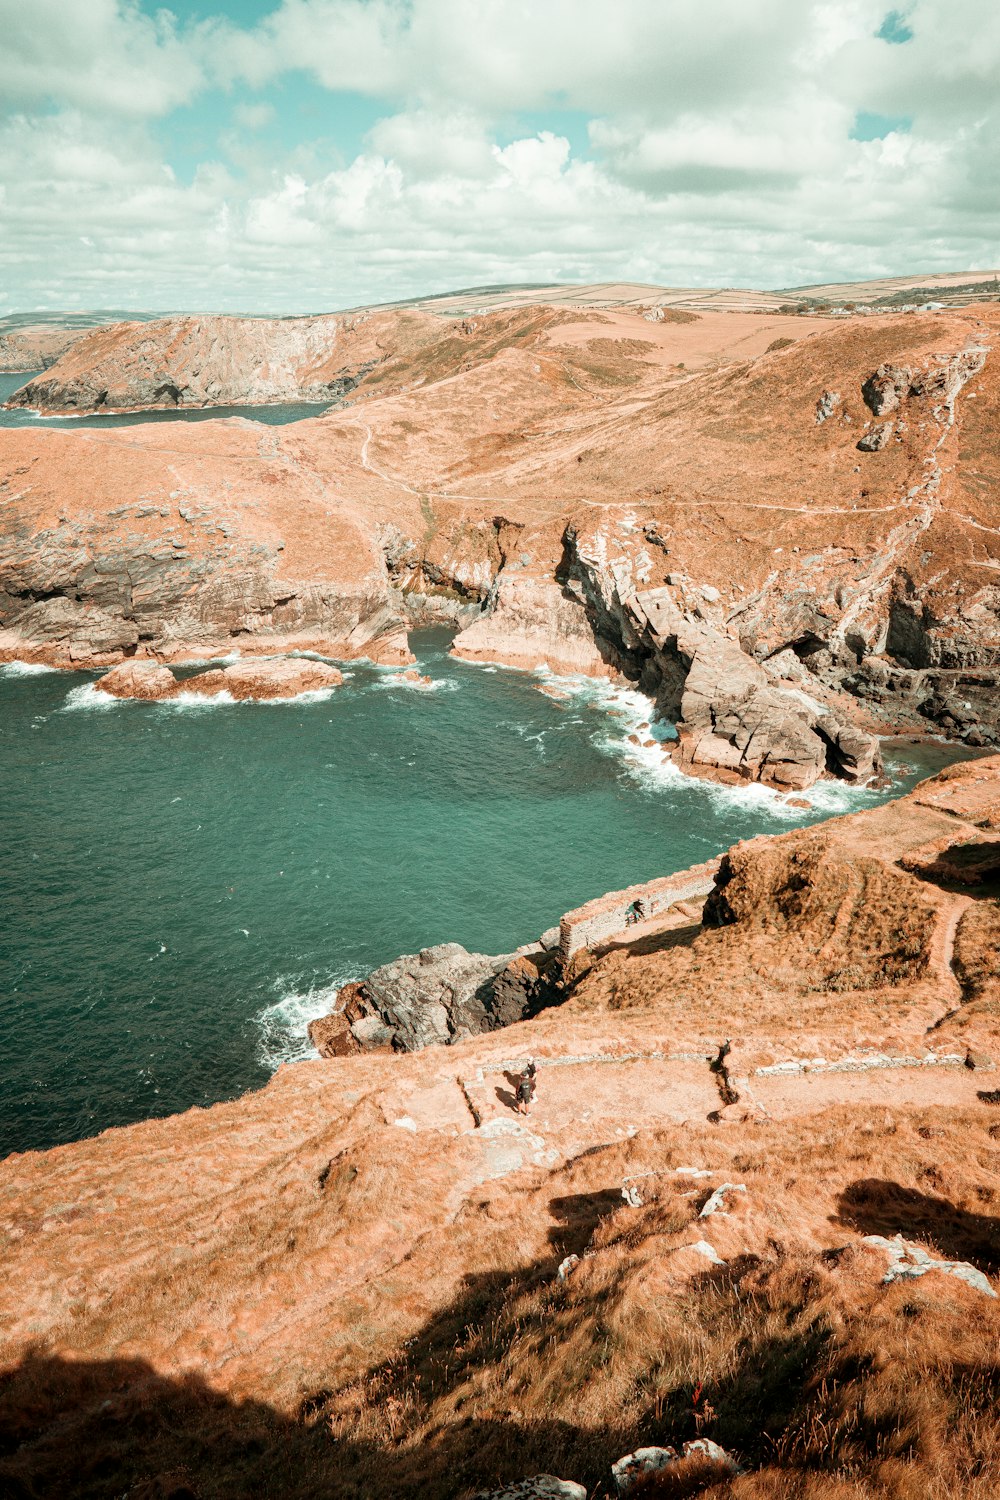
top-left (0, 659), bottom-right (60, 677)
top-left (61, 683), bottom-right (122, 711)
top-left (253, 972), bottom-right (356, 1070)
top-left (372, 672), bottom-right (458, 693)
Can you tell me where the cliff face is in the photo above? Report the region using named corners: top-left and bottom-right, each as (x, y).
top-left (2, 758), bottom-right (1000, 1499)
top-left (0, 324), bottom-right (93, 373)
top-left (3, 309), bottom-right (440, 413)
top-left (1, 300), bottom-right (999, 786)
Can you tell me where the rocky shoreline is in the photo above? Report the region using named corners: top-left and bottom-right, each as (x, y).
top-left (3, 300), bottom-right (1000, 795)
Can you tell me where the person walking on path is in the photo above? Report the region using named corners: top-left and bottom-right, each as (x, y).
top-left (517, 1058), bottom-right (537, 1115)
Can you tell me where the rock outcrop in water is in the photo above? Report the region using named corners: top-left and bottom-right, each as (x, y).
top-left (310, 940), bottom-right (561, 1054)
top-left (4, 758), bottom-right (1000, 1498)
top-left (95, 657), bottom-right (343, 701)
top-left (2, 296), bottom-right (1000, 785)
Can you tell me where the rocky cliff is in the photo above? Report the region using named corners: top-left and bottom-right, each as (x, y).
top-left (2, 299), bottom-right (999, 788)
top-left (2, 309), bottom-right (434, 413)
top-left (3, 757), bottom-right (1000, 1498)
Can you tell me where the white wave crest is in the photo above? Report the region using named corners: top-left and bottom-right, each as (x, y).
top-left (254, 973), bottom-right (356, 1071)
top-left (61, 682), bottom-right (122, 711)
top-left (153, 686), bottom-right (338, 708)
top-left (0, 659), bottom-right (61, 677)
top-left (533, 666), bottom-right (890, 820)
top-left (373, 672), bottom-right (458, 692)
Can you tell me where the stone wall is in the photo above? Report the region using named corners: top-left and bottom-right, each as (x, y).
top-left (558, 858), bottom-right (721, 958)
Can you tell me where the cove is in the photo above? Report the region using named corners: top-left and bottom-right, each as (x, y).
top-left (0, 630), bottom-right (975, 1157)
top-left (0, 372), bottom-right (334, 429)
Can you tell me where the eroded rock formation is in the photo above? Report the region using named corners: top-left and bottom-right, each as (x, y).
top-left (310, 939), bottom-right (561, 1054)
top-left (95, 657), bottom-right (343, 701)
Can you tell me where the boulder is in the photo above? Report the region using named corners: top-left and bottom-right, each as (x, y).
top-left (857, 422), bottom-right (893, 452)
top-left (95, 661), bottom-right (178, 700)
top-left (612, 1440), bottom-right (741, 1494)
top-left (862, 363), bottom-right (911, 416)
top-left (185, 658), bottom-right (343, 700)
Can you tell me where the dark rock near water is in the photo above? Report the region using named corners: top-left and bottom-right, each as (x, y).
top-left (316, 941), bottom-right (561, 1055)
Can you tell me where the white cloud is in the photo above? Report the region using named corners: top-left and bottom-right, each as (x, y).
top-left (0, 0), bottom-right (207, 116)
top-left (1, 0), bottom-right (999, 312)
top-left (232, 101), bottom-right (277, 130)
top-left (365, 109), bottom-right (494, 179)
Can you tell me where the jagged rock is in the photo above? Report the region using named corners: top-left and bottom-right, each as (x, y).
top-left (672, 634), bottom-right (881, 791)
top-left (317, 942), bottom-right (557, 1054)
top-left (475, 1479), bottom-right (586, 1500)
top-left (350, 1015), bottom-right (394, 1049)
top-left (699, 1182), bottom-right (747, 1217)
top-left (857, 422), bottom-right (893, 452)
top-left (815, 389), bottom-right (842, 423)
top-left (306, 1013), bottom-right (358, 1058)
top-left (862, 363), bottom-right (911, 416)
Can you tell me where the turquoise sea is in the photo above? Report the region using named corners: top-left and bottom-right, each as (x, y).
top-left (0, 631), bottom-right (972, 1157)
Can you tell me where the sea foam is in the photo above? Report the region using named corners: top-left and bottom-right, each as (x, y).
top-left (254, 973), bottom-right (356, 1070)
top-left (535, 666), bottom-right (891, 821)
top-left (0, 659), bottom-right (60, 677)
top-left (61, 682), bottom-right (122, 711)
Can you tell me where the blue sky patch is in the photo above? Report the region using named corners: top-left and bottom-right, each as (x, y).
top-left (850, 111), bottom-right (913, 141)
top-left (877, 10), bottom-right (914, 43)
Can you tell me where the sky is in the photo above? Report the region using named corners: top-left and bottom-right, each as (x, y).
top-left (1, 0), bottom-right (998, 314)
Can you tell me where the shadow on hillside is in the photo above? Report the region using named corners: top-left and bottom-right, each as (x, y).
top-left (595, 922), bottom-right (702, 961)
top-left (0, 1248), bottom-right (831, 1500)
top-left (0, 1342), bottom-right (632, 1500)
top-left (547, 1187), bottom-right (624, 1255)
top-left (836, 1178), bottom-right (1000, 1270)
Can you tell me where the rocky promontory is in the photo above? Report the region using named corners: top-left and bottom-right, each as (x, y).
top-left (2, 309), bottom-right (433, 414)
top-left (310, 940), bottom-right (561, 1055)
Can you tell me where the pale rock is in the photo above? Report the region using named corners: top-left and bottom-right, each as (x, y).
top-left (475, 1477), bottom-right (586, 1500)
top-left (863, 1234), bottom-right (997, 1298)
top-left (557, 1254), bottom-right (581, 1281)
top-left (699, 1183), bottom-right (747, 1218)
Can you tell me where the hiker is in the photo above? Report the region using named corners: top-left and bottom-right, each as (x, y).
top-left (625, 899), bottom-right (642, 927)
top-left (711, 1038), bottom-right (731, 1073)
top-left (517, 1059), bottom-right (536, 1115)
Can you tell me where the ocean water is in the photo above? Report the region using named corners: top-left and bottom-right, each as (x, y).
top-left (0, 371), bottom-right (333, 428)
top-left (0, 632), bottom-right (972, 1157)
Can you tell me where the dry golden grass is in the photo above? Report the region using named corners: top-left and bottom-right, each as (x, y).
top-left (6, 1104), bottom-right (1000, 1497)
